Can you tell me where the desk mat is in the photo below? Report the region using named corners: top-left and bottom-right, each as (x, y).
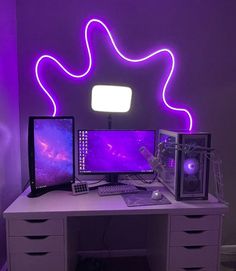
top-left (122, 190), bottom-right (171, 207)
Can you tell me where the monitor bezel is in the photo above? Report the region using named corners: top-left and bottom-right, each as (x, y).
top-left (28, 116), bottom-right (75, 197)
top-left (77, 129), bottom-right (156, 175)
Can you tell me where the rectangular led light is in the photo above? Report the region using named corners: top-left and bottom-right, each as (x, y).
top-left (91, 85), bottom-right (132, 113)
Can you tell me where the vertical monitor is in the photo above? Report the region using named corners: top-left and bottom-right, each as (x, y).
top-left (28, 116), bottom-right (75, 196)
top-left (78, 130), bottom-right (155, 175)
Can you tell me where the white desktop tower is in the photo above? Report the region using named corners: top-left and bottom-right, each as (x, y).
top-left (158, 130), bottom-right (211, 201)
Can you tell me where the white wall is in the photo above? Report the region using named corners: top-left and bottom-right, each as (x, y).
top-left (0, 0), bottom-right (21, 268)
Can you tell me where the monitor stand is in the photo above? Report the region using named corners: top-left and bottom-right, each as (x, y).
top-left (106, 173), bottom-right (119, 184)
top-left (27, 183), bottom-right (72, 198)
top-left (104, 174), bottom-right (131, 186)
top-left (27, 187), bottom-right (52, 198)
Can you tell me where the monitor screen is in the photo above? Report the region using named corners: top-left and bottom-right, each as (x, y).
top-left (78, 130), bottom-right (155, 174)
top-left (28, 116), bottom-right (74, 195)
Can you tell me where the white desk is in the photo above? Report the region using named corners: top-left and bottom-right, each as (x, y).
top-left (4, 185), bottom-right (228, 271)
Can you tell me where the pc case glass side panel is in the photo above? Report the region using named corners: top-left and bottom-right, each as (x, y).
top-left (159, 133), bottom-right (177, 195)
top-left (34, 118), bottom-right (74, 188)
top-left (180, 135), bottom-right (208, 198)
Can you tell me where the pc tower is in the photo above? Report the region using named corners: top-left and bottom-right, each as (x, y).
top-left (159, 130), bottom-right (211, 201)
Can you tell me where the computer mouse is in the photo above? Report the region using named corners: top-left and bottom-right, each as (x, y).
top-left (151, 190), bottom-right (163, 200)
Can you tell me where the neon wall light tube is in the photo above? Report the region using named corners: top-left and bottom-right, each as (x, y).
top-left (35, 18), bottom-right (193, 131)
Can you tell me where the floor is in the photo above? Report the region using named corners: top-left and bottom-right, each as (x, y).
top-left (221, 263), bottom-right (236, 271)
top-left (76, 256), bottom-right (236, 271)
top-left (77, 256), bottom-right (150, 271)
top-left (221, 255), bottom-right (236, 270)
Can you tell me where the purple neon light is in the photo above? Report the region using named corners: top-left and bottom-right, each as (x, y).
top-left (183, 158), bottom-right (199, 175)
top-left (35, 18), bottom-right (193, 131)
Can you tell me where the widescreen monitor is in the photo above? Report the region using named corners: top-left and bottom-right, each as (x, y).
top-left (28, 116), bottom-right (75, 197)
top-left (78, 130), bottom-right (155, 182)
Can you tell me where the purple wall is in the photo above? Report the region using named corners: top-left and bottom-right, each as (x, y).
top-left (0, 0), bottom-right (21, 268)
top-left (16, 0), bottom-right (236, 245)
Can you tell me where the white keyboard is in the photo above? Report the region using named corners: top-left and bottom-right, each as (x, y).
top-left (98, 184), bottom-right (139, 196)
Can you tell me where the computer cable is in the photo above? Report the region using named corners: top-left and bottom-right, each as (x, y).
top-left (22, 180), bottom-right (30, 192)
top-left (135, 174), bottom-right (156, 184)
top-left (75, 175), bottom-right (106, 185)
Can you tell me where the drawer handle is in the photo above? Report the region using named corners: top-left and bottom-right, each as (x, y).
top-left (185, 215), bottom-right (205, 219)
top-left (183, 268), bottom-right (204, 270)
top-left (184, 246), bottom-right (204, 249)
top-left (25, 236), bottom-right (49, 240)
top-left (26, 252), bottom-right (49, 256)
top-left (25, 219), bottom-right (48, 223)
top-left (184, 230), bottom-right (204, 234)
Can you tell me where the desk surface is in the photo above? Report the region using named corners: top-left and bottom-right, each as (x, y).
top-left (4, 183), bottom-right (228, 219)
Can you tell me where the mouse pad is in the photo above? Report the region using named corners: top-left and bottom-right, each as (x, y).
top-left (122, 190), bottom-right (171, 207)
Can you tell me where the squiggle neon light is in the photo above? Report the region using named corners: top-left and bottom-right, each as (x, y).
top-left (35, 18), bottom-right (193, 131)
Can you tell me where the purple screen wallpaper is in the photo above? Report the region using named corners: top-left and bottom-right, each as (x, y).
top-left (78, 130), bottom-right (155, 173)
top-left (34, 118), bottom-right (73, 188)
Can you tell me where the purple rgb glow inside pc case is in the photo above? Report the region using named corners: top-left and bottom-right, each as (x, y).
top-left (78, 130), bottom-right (155, 174)
top-left (28, 116), bottom-right (75, 195)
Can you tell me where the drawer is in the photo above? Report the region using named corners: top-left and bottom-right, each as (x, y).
top-left (170, 230), bottom-right (219, 246)
top-left (9, 236), bottom-right (64, 253)
top-left (9, 219), bottom-right (64, 236)
top-left (170, 215), bottom-right (220, 231)
top-left (169, 246), bottom-right (218, 269)
top-left (10, 252), bottom-right (65, 271)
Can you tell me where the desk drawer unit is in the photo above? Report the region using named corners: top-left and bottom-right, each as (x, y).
top-left (9, 218), bottom-right (64, 236)
top-left (7, 218), bottom-right (66, 271)
top-left (10, 252), bottom-right (65, 271)
top-left (9, 236), bottom-right (64, 253)
top-left (170, 230), bottom-right (219, 246)
top-left (168, 214), bottom-right (221, 271)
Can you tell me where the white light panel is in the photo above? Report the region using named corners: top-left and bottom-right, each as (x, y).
top-left (91, 85), bottom-right (132, 113)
